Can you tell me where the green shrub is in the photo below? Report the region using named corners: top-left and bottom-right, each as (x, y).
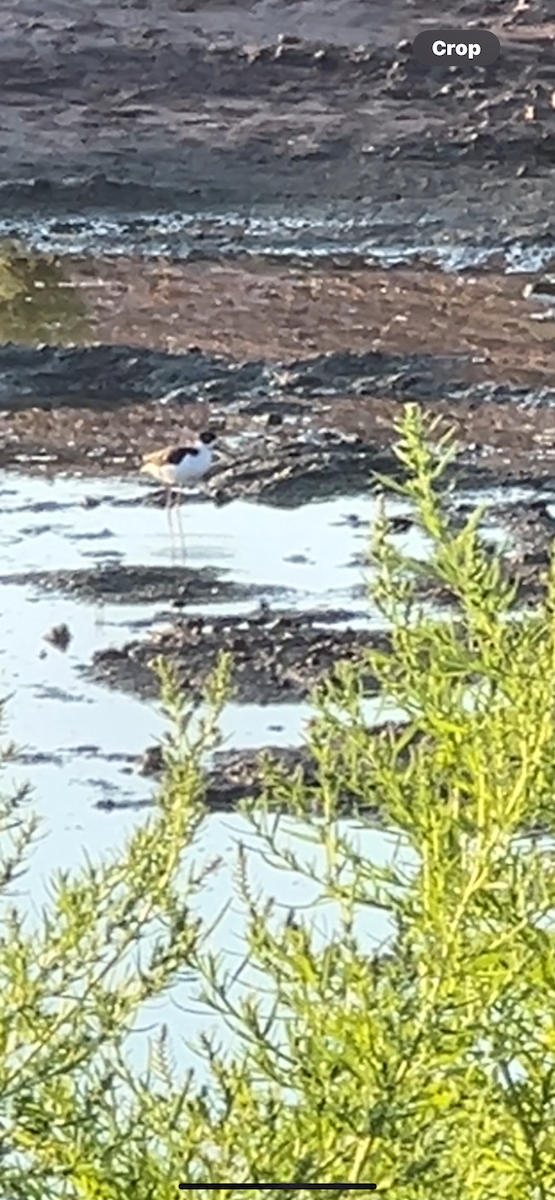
top-left (1, 405), bottom-right (555, 1199)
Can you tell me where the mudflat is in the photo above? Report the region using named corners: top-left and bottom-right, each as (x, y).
top-left (2, 0), bottom-right (555, 812)
top-left (0, 0), bottom-right (553, 232)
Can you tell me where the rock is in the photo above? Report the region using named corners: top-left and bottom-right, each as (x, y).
top-left (44, 622), bottom-right (72, 651)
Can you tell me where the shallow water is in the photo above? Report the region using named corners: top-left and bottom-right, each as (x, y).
top-left (0, 468), bottom-right (542, 835)
top-left (0, 469), bottom-right (424, 604)
top-left (0, 470), bottom-right (423, 869)
top-left (1, 210), bottom-right (555, 273)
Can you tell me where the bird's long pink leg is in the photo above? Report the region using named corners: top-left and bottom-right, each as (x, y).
top-left (165, 486), bottom-right (175, 540)
top-left (175, 489), bottom-right (186, 561)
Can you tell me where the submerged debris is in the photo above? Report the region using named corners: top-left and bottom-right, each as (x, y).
top-left (136, 745), bottom-right (165, 777)
top-left (44, 622), bottom-right (72, 651)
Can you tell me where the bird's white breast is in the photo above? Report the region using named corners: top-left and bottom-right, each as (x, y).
top-left (174, 442), bottom-right (213, 482)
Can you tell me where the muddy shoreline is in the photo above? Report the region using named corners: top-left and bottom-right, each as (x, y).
top-left (0, 0), bottom-right (554, 240)
top-left (3, 0), bottom-right (555, 816)
top-left (3, 253), bottom-right (555, 497)
top-left (3, 379), bottom-right (555, 501)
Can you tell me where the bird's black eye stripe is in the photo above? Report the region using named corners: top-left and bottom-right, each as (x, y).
top-left (167, 446), bottom-right (199, 464)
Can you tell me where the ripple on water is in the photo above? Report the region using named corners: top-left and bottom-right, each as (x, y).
top-left (0, 210), bottom-right (554, 273)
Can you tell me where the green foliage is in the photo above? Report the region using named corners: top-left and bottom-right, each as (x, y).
top-left (1, 405), bottom-right (555, 1199)
top-left (0, 240), bottom-right (90, 345)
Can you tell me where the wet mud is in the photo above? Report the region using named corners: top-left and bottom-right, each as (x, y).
top-left (109, 743), bottom-right (382, 816)
top-left (89, 609), bottom-right (389, 704)
top-left (0, 0), bottom-right (555, 260)
top-left (0, 562), bottom-right (289, 607)
top-left (3, 383), bottom-right (555, 503)
top-left (3, 256), bottom-right (555, 499)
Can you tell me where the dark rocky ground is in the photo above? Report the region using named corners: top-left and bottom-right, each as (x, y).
top-left (0, 562), bottom-right (291, 606)
top-left (88, 608), bottom-right (389, 703)
top-left (0, 0), bottom-right (554, 226)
